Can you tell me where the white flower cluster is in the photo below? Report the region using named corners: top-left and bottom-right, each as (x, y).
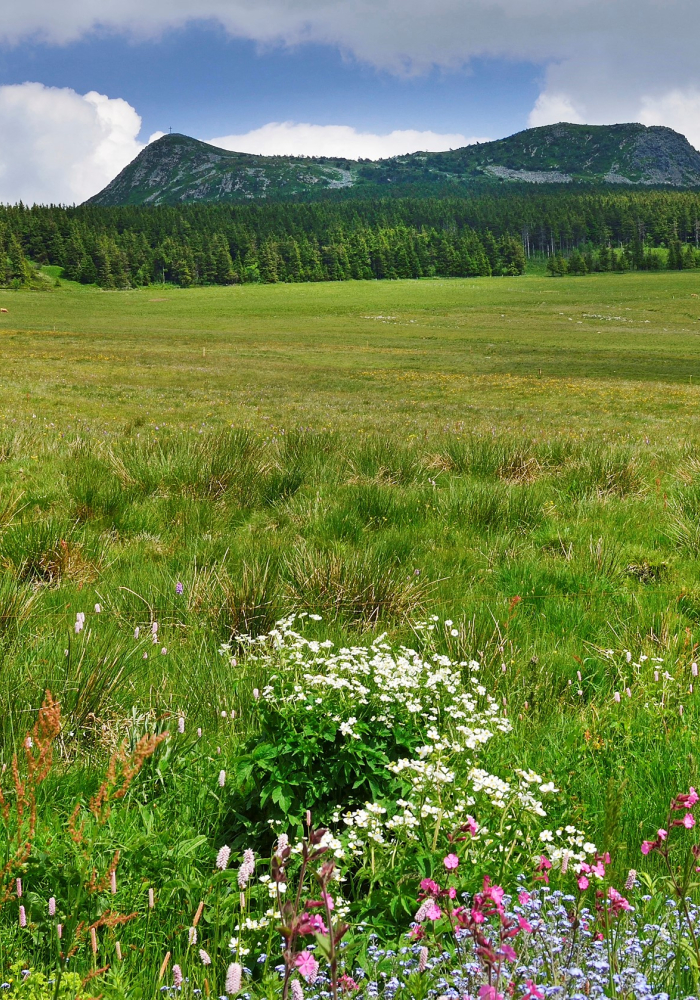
top-left (473, 768), bottom-right (558, 818)
top-left (538, 824), bottom-right (598, 870)
top-left (227, 615), bottom-right (511, 750)
top-left (231, 615), bottom-right (563, 874)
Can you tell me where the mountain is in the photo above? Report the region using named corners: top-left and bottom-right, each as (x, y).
top-left (87, 123), bottom-right (700, 206)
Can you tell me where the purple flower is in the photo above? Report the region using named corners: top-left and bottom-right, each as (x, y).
top-left (176, 582), bottom-right (184, 595)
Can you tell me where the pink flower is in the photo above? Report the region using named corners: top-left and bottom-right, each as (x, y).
top-left (443, 854), bottom-right (459, 871)
top-left (225, 962), bottom-right (242, 995)
top-left (478, 986), bottom-right (504, 1000)
top-left (295, 951), bottom-right (319, 984)
top-left (608, 887), bottom-right (631, 914)
top-left (48, 897), bottom-right (56, 917)
top-left (658, 828), bottom-right (668, 840)
top-left (418, 946), bottom-right (428, 972)
top-left (448, 887), bottom-right (457, 899)
top-left (238, 849), bottom-right (255, 888)
top-left (19, 905), bottom-right (26, 928)
top-left (500, 944), bottom-right (517, 962)
top-left (641, 840), bottom-right (654, 855)
top-left (298, 912), bottom-right (328, 935)
top-left (683, 813), bottom-right (696, 829)
top-left (688, 787), bottom-right (699, 807)
top-left (216, 845), bottom-right (231, 871)
top-left (173, 965), bottom-right (183, 989)
top-left (484, 883), bottom-right (505, 907)
top-left (419, 878), bottom-right (440, 896)
top-left (518, 916), bottom-right (533, 933)
top-left (424, 901), bottom-right (442, 921)
top-left (518, 891), bottom-right (531, 905)
top-left (199, 949), bottom-right (211, 966)
top-left (466, 815), bottom-right (479, 835)
top-left (577, 875), bottom-right (589, 891)
top-left (535, 855), bottom-right (552, 884)
top-left (591, 861), bottom-right (605, 878)
top-left (414, 897), bottom-right (434, 922)
top-left (524, 981), bottom-right (544, 999)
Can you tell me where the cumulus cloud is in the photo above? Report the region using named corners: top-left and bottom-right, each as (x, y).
top-left (528, 92), bottom-right (584, 129)
top-left (0, 102), bottom-right (486, 203)
top-left (208, 122), bottom-right (488, 158)
top-left (0, 83), bottom-right (144, 204)
top-left (0, 2), bottom-right (698, 148)
top-left (528, 58), bottom-right (700, 150)
top-left (639, 90), bottom-right (700, 150)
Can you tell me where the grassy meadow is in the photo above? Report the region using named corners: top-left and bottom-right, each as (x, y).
top-left (2, 268), bottom-right (700, 996)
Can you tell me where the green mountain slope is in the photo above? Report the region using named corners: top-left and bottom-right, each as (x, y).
top-left (87, 123), bottom-right (700, 206)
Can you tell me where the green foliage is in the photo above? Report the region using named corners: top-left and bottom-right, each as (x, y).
top-left (230, 704), bottom-right (416, 840)
top-left (2, 185), bottom-right (700, 289)
top-left (2, 965), bottom-right (85, 1000)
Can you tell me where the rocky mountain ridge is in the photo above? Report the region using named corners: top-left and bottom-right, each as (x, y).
top-left (87, 123), bottom-right (700, 206)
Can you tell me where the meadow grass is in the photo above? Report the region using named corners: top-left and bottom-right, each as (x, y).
top-left (0, 270), bottom-right (700, 994)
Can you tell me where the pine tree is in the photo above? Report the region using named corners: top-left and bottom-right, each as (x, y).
top-left (568, 249), bottom-right (588, 275)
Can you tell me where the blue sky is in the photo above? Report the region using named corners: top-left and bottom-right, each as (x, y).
top-left (0, 1), bottom-right (698, 204)
top-left (0, 25), bottom-right (540, 142)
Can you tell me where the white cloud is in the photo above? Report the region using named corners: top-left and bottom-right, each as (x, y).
top-left (526, 74), bottom-right (700, 151)
top-left (0, 88), bottom-right (485, 203)
top-left (528, 92), bottom-right (584, 129)
top-left (1, 2), bottom-right (699, 150)
top-left (0, 83), bottom-right (144, 204)
top-left (208, 122), bottom-right (488, 158)
top-left (639, 90), bottom-right (700, 151)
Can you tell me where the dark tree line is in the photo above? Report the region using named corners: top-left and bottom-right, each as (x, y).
top-left (2, 186), bottom-right (700, 288)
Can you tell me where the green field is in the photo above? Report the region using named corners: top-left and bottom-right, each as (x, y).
top-left (3, 270), bottom-right (700, 997)
top-left (1, 268), bottom-right (700, 434)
